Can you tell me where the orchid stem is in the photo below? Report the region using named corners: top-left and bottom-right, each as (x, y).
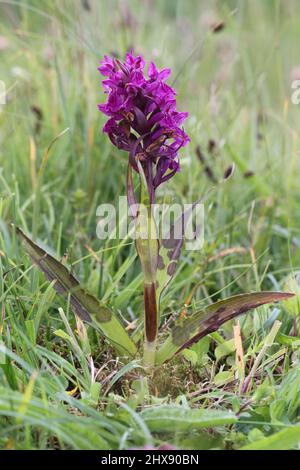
top-left (143, 339), bottom-right (157, 368)
top-left (135, 178), bottom-right (159, 370)
top-left (143, 282), bottom-right (158, 368)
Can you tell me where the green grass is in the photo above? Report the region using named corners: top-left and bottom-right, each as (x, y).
top-left (1, 0), bottom-right (300, 450)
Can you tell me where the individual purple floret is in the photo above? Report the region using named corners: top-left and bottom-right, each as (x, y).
top-left (98, 51), bottom-right (189, 196)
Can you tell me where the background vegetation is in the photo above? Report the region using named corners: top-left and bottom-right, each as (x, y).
top-left (0, 0), bottom-right (300, 450)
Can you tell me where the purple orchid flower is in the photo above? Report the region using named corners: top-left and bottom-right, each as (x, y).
top-left (98, 51), bottom-right (189, 199)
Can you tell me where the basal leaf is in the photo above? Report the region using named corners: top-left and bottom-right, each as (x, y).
top-left (16, 227), bottom-right (137, 357)
top-left (140, 405), bottom-right (237, 432)
top-left (156, 292), bottom-right (294, 365)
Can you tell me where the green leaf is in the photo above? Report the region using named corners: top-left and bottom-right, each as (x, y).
top-left (140, 405), bottom-right (237, 432)
top-left (283, 272), bottom-right (300, 318)
top-left (270, 399), bottom-right (286, 424)
top-left (54, 329), bottom-right (72, 341)
top-left (213, 370), bottom-right (234, 385)
top-left (156, 207), bottom-right (184, 299)
top-left (241, 425), bottom-right (300, 450)
top-left (182, 348), bottom-right (198, 366)
top-left (16, 227), bottom-right (137, 357)
top-left (156, 199), bottom-right (204, 300)
top-left (215, 338), bottom-right (236, 362)
top-left (277, 332), bottom-right (300, 348)
top-left (182, 337), bottom-right (210, 365)
top-left (192, 336), bottom-right (210, 358)
top-left (156, 292), bottom-right (294, 365)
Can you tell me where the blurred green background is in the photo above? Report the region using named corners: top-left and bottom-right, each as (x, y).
top-left (1, 0), bottom-right (300, 293)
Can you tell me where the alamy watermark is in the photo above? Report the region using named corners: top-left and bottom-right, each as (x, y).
top-left (0, 80), bottom-right (6, 105)
top-left (291, 80), bottom-right (300, 105)
top-left (96, 196), bottom-right (204, 251)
